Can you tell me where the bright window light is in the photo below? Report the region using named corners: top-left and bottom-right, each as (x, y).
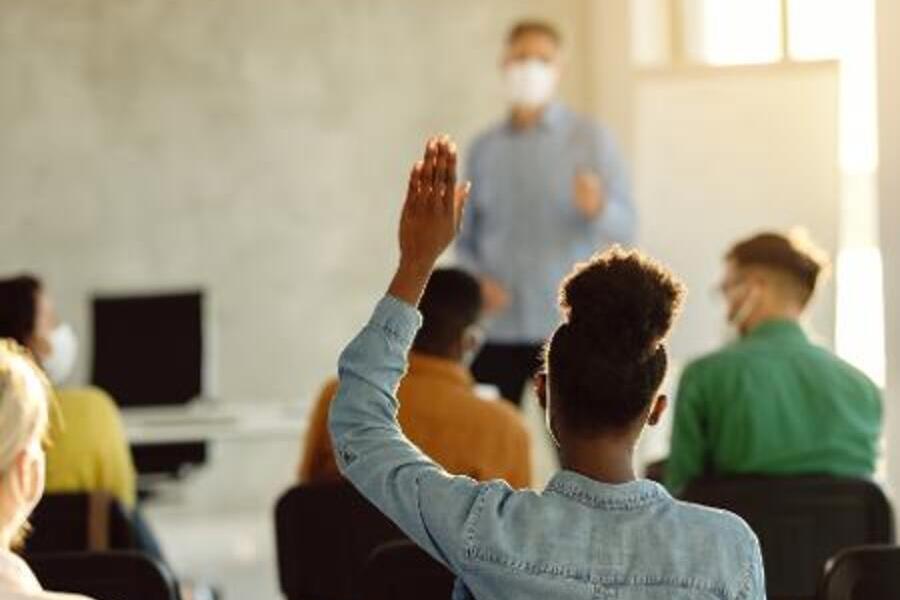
top-left (835, 246), bottom-right (886, 387)
top-left (682, 0), bottom-right (783, 65)
top-left (833, 0), bottom-right (885, 388)
top-left (630, 0), bottom-right (672, 67)
top-left (787, 0), bottom-right (843, 61)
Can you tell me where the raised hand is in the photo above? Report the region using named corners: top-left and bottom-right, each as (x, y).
top-left (388, 135), bottom-right (471, 306)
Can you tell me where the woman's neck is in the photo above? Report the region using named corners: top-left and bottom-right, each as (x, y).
top-left (559, 434), bottom-right (637, 484)
top-left (510, 105), bottom-right (545, 129)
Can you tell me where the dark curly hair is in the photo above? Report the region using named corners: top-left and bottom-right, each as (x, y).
top-left (544, 247), bottom-right (685, 435)
top-left (0, 274), bottom-right (42, 348)
top-left (412, 268), bottom-right (482, 358)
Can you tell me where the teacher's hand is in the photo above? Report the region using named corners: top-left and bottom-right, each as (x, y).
top-left (480, 277), bottom-right (511, 316)
top-left (573, 169), bottom-right (606, 220)
top-left (388, 135), bottom-right (471, 306)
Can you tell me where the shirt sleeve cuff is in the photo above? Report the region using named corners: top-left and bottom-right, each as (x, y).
top-left (371, 295), bottom-right (423, 347)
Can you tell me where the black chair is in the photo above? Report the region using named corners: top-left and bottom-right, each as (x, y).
top-left (358, 540), bottom-right (456, 600)
top-left (28, 551), bottom-right (179, 600)
top-left (275, 482), bottom-right (407, 600)
top-left (818, 545), bottom-right (900, 600)
top-left (25, 492), bottom-right (136, 555)
top-left (683, 475), bottom-right (894, 600)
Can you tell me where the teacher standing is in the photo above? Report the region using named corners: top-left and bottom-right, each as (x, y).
top-left (457, 20), bottom-right (637, 406)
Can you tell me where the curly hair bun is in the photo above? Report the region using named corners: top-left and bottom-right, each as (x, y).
top-left (559, 247), bottom-right (685, 363)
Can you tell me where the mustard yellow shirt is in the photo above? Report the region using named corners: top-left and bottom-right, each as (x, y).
top-left (45, 387), bottom-right (137, 509)
top-left (300, 352), bottom-right (533, 489)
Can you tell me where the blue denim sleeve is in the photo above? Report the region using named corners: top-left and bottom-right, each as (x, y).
top-left (738, 534), bottom-right (766, 600)
top-left (328, 295), bottom-right (494, 572)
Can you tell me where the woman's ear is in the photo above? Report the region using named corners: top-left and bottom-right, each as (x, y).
top-left (647, 394), bottom-right (668, 426)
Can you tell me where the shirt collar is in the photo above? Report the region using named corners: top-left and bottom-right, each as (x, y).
top-left (407, 352), bottom-right (473, 387)
top-left (0, 549), bottom-right (42, 593)
top-left (744, 318), bottom-right (808, 343)
top-left (543, 470), bottom-right (671, 510)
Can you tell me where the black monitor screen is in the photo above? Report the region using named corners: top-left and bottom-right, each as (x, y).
top-left (92, 291), bottom-right (204, 407)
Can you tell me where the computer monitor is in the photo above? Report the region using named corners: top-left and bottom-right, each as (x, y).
top-left (91, 291), bottom-right (205, 408)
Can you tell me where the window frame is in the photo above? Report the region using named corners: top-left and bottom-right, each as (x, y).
top-left (635, 0), bottom-right (841, 71)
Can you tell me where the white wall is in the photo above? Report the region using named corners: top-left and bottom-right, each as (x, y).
top-left (876, 0), bottom-right (900, 502)
top-left (635, 66), bottom-right (840, 361)
top-left (0, 0), bottom-right (593, 405)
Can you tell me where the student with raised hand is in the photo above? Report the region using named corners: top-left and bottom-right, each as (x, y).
top-left (329, 136), bottom-right (765, 599)
top-left (0, 340), bottom-right (94, 599)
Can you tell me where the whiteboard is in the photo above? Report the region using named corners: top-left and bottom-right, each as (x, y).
top-left (634, 66), bottom-right (840, 363)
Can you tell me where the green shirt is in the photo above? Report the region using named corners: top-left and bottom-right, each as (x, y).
top-left (665, 319), bottom-right (883, 495)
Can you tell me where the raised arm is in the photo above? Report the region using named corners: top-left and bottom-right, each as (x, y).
top-left (329, 137), bottom-right (508, 572)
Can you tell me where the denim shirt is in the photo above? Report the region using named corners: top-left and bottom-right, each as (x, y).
top-left (329, 296), bottom-right (765, 600)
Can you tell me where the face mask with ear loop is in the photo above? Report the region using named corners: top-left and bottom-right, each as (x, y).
top-left (504, 59), bottom-right (559, 109)
top-left (461, 325), bottom-right (487, 369)
top-left (42, 323), bottom-right (78, 386)
top-left (727, 283), bottom-right (762, 336)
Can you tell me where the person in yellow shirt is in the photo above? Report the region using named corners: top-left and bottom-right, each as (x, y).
top-left (45, 387), bottom-right (136, 508)
top-left (300, 268), bottom-right (532, 488)
top-left (0, 274), bottom-right (137, 508)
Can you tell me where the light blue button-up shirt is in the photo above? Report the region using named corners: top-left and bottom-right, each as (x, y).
top-left (329, 296), bottom-right (766, 600)
top-left (456, 103), bottom-right (637, 344)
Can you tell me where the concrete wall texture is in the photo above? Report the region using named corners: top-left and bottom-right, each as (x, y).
top-left (0, 0), bottom-right (593, 404)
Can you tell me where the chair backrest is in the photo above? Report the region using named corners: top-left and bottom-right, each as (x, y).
top-left (818, 545), bottom-right (900, 600)
top-left (358, 540), bottom-right (456, 600)
top-left (28, 551), bottom-right (179, 600)
top-left (683, 475), bottom-right (895, 600)
top-left (275, 482), bottom-right (406, 600)
top-left (25, 492), bottom-right (136, 555)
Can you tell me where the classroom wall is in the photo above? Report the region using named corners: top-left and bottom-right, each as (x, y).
top-left (0, 0), bottom-right (593, 404)
top-left (635, 67), bottom-right (840, 361)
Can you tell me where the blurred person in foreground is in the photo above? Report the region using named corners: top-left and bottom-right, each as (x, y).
top-left (327, 136), bottom-right (763, 599)
top-left (457, 20), bottom-right (636, 407)
top-left (0, 275), bottom-right (165, 563)
top-left (300, 268), bottom-right (531, 489)
top-left (665, 232), bottom-right (883, 494)
top-left (0, 339), bottom-right (94, 599)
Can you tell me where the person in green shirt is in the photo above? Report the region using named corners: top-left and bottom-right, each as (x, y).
top-left (665, 231), bottom-right (883, 495)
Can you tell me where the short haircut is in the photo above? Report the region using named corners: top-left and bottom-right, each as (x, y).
top-left (507, 19), bottom-right (562, 47)
top-left (545, 247), bottom-right (685, 435)
top-left (412, 269), bottom-right (483, 357)
top-left (727, 231), bottom-right (828, 306)
top-left (0, 275), bottom-right (42, 348)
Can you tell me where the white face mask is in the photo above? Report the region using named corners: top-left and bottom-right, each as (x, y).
top-left (43, 323), bottom-right (78, 386)
top-left (726, 284), bottom-right (761, 337)
top-left (504, 59), bottom-right (558, 109)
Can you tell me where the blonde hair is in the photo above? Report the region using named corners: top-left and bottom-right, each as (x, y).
top-left (0, 339), bottom-right (50, 478)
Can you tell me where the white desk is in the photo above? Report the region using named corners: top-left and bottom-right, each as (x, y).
top-left (123, 400), bottom-right (308, 445)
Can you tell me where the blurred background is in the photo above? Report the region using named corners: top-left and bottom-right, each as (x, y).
top-left (1, 1), bottom-right (898, 598)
